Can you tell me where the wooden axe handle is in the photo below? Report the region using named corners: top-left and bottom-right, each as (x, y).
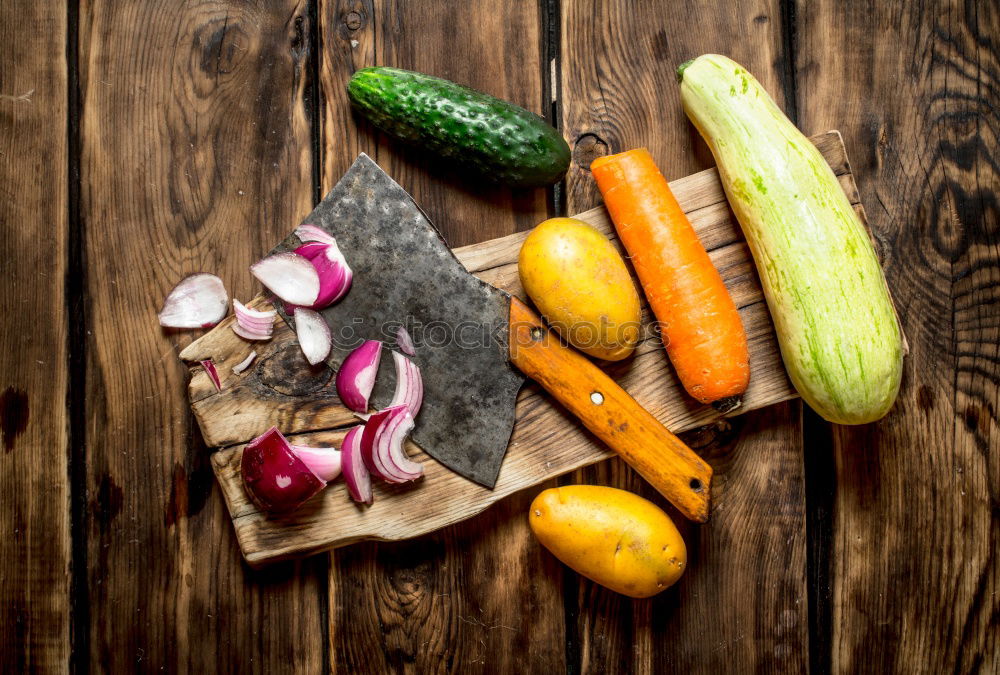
top-left (507, 297), bottom-right (712, 522)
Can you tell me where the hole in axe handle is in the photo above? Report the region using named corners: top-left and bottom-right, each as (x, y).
top-left (590, 391), bottom-right (604, 405)
top-left (689, 478), bottom-right (704, 492)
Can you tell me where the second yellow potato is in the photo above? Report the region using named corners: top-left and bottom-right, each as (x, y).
top-left (529, 485), bottom-right (687, 598)
top-left (518, 218), bottom-right (641, 361)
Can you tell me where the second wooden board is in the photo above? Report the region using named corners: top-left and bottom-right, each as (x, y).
top-left (181, 131), bottom-right (860, 567)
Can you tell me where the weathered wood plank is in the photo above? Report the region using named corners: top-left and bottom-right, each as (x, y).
top-left (180, 134), bottom-right (870, 565)
top-left (559, 1), bottom-right (808, 671)
top-left (797, 0), bottom-right (999, 671)
top-left (78, 1), bottom-right (326, 670)
top-left (316, 2), bottom-right (564, 672)
top-left (0, 1), bottom-right (71, 671)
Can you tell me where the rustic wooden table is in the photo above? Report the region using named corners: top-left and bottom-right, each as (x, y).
top-left (2, 0), bottom-right (997, 672)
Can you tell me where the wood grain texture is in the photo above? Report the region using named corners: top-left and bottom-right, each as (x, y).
top-left (797, 0), bottom-right (999, 671)
top-left (559, 0), bottom-right (809, 671)
top-left (0, 1), bottom-right (71, 671)
top-left (315, 2), bottom-right (564, 672)
top-left (78, 1), bottom-right (327, 670)
top-left (184, 131), bottom-right (855, 569)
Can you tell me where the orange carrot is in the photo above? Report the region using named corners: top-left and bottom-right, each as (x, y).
top-left (591, 148), bottom-right (749, 410)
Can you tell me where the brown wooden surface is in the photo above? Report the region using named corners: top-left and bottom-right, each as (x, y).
top-left (798, 1), bottom-right (1000, 672)
top-left (0, 1), bottom-right (71, 671)
top-left (77, 1), bottom-right (327, 671)
top-left (184, 134), bottom-right (859, 564)
top-left (2, 0), bottom-right (997, 672)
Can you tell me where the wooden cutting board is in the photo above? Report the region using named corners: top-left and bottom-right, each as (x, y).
top-left (182, 130), bottom-right (862, 567)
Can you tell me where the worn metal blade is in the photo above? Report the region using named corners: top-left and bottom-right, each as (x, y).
top-left (271, 154), bottom-right (524, 488)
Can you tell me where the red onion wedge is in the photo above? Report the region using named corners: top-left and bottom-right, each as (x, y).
top-left (200, 359), bottom-right (221, 391)
top-left (294, 241), bottom-right (353, 309)
top-left (232, 351), bottom-right (257, 374)
top-left (234, 299), bottom-right (276, 330)
top-left (294, 308), bottom-right (332, 365)
top-left (340, 425), bottom-right (372, 504)
top-left (241, 427), bottom-right (326, 514)
top-left (388, 351), bottom-right (423, 417)
top-left (232, 323), bottom-right (272, 342)
top-left (295, 223), bottom-right (339, 246)
top-left (250, 252), bottom-right (320, 307)
top-left (362, 405), bottom-right (422, 483)
top-left (232, 299), bottom-right (275, 341)
top-left (336, 340), bottom-right (382, 412)
top-left (375, 405), bottom-right (422, 482)
top-left (290, 445), bottom-right (342, 482)
top-left (396, 325), bottom-right (416, 356)
top-left (158, 273), bottom-right (228, 329)
top-left (294, 241), bottom-right (328, 259)
top-left (360, 408), bottom-right (397, 482)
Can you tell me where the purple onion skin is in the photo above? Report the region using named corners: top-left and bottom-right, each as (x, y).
top-left (360, 408), bottom-right (396, 481)
top-left (336, 340), bottom-right (382, 412)
top-left (341, 426), bottom-right (372, 504)
top-left (241, 427), bottom-right (325, 513)
top-left (294, 243), bottom-right (352, 309)
top-left (378, 406), bottom-right (422, 481)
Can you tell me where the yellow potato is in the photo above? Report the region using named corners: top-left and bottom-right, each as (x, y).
top-left (529, 485), bottom-right (687, 598)
top-left (518, 218), bottom-right (641, 361)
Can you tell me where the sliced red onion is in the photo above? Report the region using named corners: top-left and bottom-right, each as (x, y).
top-left (200, 359), bottom-right (221, 391)
top-left (232, 322), bottom-right (273, 342)
top-left (294, 241), bottom-right (353, 309)
top-left (361, 405), bottom-right (422, 483)
top-left (158, 273), bottom-right (228, 328)
top-left (295, 223), bottom-right (339, 246)
top-left (241, 426), bottom-right (326, 513)
top-left (341, 425), bottom-right (371, 504)
top-left (335, 340), bottom-right (382, 412)
top-left (250, 252), bottom-right (320, 307)
top-left (232, 351), bottom-right (257, 374)
top-left (294, 241), bottom-right (329, 260)
top-left (360, 408), bottom-right (397, 482)
top-left (294, 308), bottom-right (331, 365)
top-left (290, 445), bottom-right (342, 482)
top-left (233, 299), bottom-right (276, 331)
top-left (388, 351), bottom-right (423, 417)
top-left (373, 405), bottom-right (422, 482)
top-left (396, 326), bottom-right (415, 356)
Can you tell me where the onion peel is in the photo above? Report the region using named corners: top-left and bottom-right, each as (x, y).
top-left (341, 426), bottom-right (372, 504)
top-left (200, 359), bottom-right (221, 392)
top-left (158, 273), bottom-right (228, 329)
top-left (336, 340), bottom-right (382, 412)
top-left (294, 308), bottom-right (332, 365)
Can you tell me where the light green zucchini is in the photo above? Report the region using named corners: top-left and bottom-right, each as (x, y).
top-left (678, 54), bottom-right (903, 424)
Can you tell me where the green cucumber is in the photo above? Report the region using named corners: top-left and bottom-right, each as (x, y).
top-left (348, 67), bottom-right (570, 188)
top-left (679, 54), bottom-right (903, 424)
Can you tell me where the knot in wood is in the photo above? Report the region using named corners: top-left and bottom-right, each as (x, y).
top-left (344, 11), bottom-right (363, 31)
top-left (572, 133), bottom-right (609, 170)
